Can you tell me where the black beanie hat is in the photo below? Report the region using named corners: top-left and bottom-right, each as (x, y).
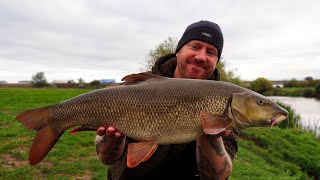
top-left (176, 20), bottom-right (224, 60)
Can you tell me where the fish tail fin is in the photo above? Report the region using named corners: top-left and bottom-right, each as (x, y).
top-left (16, 105), bottom-right (63, 165)
top-left (16, 105), bottom-right (52, 130)
top-left (30, 124), bottom-right (62, 165)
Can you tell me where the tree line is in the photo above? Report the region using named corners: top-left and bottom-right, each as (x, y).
top-left (31, 37), bottom-right (320, 99)
top-left (140, 37), bottom-right (320, 99)
top-left (31, 72), bottom-right (102, 88)
top-left (250, 77), bottom-right (320, 98)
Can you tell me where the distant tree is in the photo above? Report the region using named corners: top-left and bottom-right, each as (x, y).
top-left (303, 76), bottom-right (315, 87)
top-left (31, 72), bottom-right (48, 88)
top-left (284, 78), bottom-right (301, 87)
top-left (305, 76), bottom-right (313, 82)
top-left (78, 78), bottom-right (85, 84)
top-left (140, 37), bottom-right (177, 72)
top-left (216, 58), bottom-right (229, 81)
top-left (77, 78), bottom-right (86, 88)
top-left (90, 80), bottom-right (101, 88)
top-left (217, 59), bottom-right (246, 87)
top-left (68, 80), bottom-right (76, 84)
top-left (250, 77), bottom-right (273, 94)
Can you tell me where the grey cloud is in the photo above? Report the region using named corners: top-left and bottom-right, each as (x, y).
top-left (1, 0), bottom-right (320, 83)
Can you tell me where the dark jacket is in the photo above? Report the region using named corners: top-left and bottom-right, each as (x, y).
top-left (107, 54), bottom-right (238, 180)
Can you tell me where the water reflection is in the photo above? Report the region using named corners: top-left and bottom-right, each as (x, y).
top-left (268, 96), bottom-right (320, 135)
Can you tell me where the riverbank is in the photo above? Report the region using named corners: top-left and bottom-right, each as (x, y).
top-left (265, 87), bottom-right (320, 99)
top-left (231, 128), bottom-right (320, 179)
top-left (269, 96), bottom-right (320, 136)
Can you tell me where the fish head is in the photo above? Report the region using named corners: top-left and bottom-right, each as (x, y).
top-left (230, 92), bottom-right (288, 129)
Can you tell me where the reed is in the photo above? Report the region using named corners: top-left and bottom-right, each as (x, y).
top-left (299, 118), bottom-right (320, 137)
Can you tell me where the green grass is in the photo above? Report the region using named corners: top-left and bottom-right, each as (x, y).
top-left (281, 87), bottom-right (306, 92)
top-left (230, 128), bottom-right (320, 179)
top-left (267, 87), bottom-right (315, 97)
top-left (0, 88), bottom-right (107, 179)
top-left (1, 88), bottom-right (320, 179)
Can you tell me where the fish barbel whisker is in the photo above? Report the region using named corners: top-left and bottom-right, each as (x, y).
top-left (270, 115), bottom-right (288, 128)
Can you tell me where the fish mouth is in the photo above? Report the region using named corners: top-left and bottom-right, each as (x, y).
top-left (270, 114), bottom-right (288, 128)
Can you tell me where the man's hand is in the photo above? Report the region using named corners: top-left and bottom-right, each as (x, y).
top-left (97, 126), bottom-right (123, 138)
top-left (95, 126), bottom-right (126, 165)
top-left (196, 130), bottom-right (232, 180)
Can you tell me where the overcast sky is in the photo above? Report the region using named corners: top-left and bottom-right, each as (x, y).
top-left (1, 0), bottom-right (319, 83)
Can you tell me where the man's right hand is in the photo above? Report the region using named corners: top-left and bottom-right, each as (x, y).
top-left (95, 126), bottom-right (126, 165)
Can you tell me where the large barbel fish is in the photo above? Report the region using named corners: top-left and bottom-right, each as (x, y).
top-left (16, 73), bottom-right (288, 168)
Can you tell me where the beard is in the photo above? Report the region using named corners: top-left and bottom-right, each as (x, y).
top-left (175, 58), bottom-right (212, 79)
top-left (185, 58), bottom-right (209, 70)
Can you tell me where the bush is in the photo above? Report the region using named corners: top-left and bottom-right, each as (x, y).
top-left (315, 82), bottom-right (320, 99)
top-left (31, 72), bottom-right (48, 88)
top-left (284, 78), bottom-right (302, 87)
top-left (90, 80), bottom-right (102, 88)
top-left (250, 77), bottom-right (273, 94)
top-left (303, 88), bottom-right (314, 97)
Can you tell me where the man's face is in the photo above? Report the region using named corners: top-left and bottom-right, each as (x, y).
top-left (174, 40), bottom-right (219, 80)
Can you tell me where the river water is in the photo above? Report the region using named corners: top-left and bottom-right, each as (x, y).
top-left (268, 96), bottom-right (320, 134)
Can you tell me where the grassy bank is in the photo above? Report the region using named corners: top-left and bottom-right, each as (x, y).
top-left (0, 88), bottom-right (107, 179)
top-left (1, 88), bottom-right (319, 179)
top-left (231, 128), bottom-right (320, 179)
top-left (265, 87), bottom-right (316, 97)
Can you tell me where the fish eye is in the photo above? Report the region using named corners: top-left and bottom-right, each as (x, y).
top-left (258, 99), bottom-right (264, 105)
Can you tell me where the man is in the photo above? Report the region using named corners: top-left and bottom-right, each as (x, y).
top-left (96, 20), bottom-right (238, 179)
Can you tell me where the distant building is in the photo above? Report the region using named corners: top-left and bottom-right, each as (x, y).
top-left (100, 79), bottom-right (116, 84)
top-left (271, 80), bottom-right (288, 88)
top-left (52, 80), bottom-right (74, 84)
top-left (0, 80), bottom-right (7, 84)
top-left (18, 81), bottom-right (31, 84)
top-left (272, 83), bottom-right (284, 88)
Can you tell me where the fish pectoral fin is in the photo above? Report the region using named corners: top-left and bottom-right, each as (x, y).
top-left (200, 112), bottom-right (232, 135)
top-left (121, 73), bottom-right (164, 84)
top-left (69, 126), bottom-right (97, 134)
top-left (127, 142), bottom-right (158, 168)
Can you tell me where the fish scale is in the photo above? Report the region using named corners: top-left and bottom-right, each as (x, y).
top-left (48, 78), bottom-right (236, 143)
top-left (16, 73), bottom-right (288, 166)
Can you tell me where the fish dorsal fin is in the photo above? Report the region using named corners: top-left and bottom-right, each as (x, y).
top-left (104, 82), bottom-right (124, 88)
top-left (121, 73), bottom-right (164, 84)
top-left (127, 142), bottom-right (158, 168)
top-left (200, 112), bottom-right (231, 135)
